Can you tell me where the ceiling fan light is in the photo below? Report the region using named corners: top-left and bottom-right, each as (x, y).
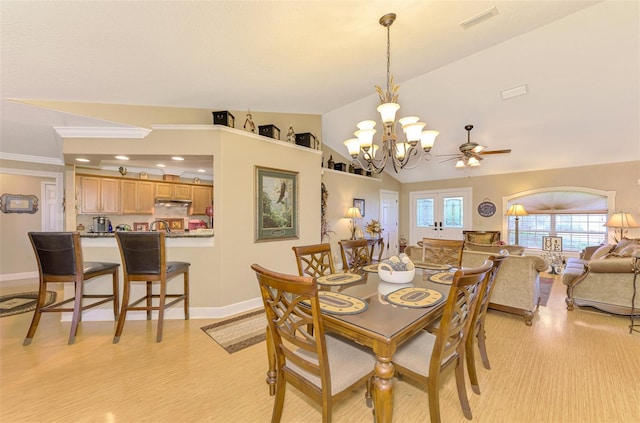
top-left (420, 130), bottom-right (439, 151)
top-left (455, 159), bottom-right (466, 168)
top-left (377, 102), bottom-right (400, 124)
top-left (402, 122), bottom-right (426, 143)
top-left (344, 138), bottom-right (361, 158)
top-left (472, 144), bottom-right (485, 153)
top-left (468, 156), bottom-right (481, 166)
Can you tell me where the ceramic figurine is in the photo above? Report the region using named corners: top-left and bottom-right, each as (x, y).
top-left (327, 155), bottom-right (334, 169)
top-left (287, 126), bottom-right (295, 144)
top-left (243, 112), bottom-right (256, 133)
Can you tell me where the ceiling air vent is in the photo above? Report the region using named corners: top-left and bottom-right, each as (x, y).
top-left (460, 7), bottom-right (499, 30)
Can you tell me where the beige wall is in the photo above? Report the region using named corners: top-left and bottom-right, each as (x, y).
top-left (0, 173), bottom-right (55, 274)
top-left (320, 168), bottom-right (401, 265)
top-left (399, 161), bottom-right (640, 241)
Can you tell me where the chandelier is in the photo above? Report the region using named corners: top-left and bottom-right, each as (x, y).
top-left (344, 13), bottom-right (439, 174)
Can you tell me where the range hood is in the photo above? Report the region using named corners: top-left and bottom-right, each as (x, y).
top-left (154, 198), bottom-right (192, 207)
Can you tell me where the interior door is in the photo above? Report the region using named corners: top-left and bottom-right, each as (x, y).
top-left (409, 188), bottom-right (471, 245)
top-left (380, 190), bottom-right (398, 258)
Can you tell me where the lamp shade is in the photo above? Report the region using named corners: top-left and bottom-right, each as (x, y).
top-left (345, 207), bottom-right (363, 219)
top-left (506, 204), bottom-right (528, 217)
top-left (604, 212), bottom-right (639, 229)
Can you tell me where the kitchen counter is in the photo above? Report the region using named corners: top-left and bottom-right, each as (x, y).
top-left (80, 231), bottom-right (213, 238)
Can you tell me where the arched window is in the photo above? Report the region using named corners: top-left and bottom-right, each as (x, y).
top-left (503, 187), bottom-right (615, 252)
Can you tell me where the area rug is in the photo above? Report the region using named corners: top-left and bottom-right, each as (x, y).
top-left (0, 291), bottom-right (56, 318)
top-left (201, 309), bottom-right (267, 354)
top-left (539, 277), bottom-right (554, 307)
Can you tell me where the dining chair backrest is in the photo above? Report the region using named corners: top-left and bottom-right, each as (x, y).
top-left (466, 253), bottom-right (508, 394)
top-left (421, 237), bottom-right (465, 268)
top-left (338, 239), bottom-right (371, 273)
top-left (431, 259), bottom-right (493, 374)
top-left (252, 264), bottom-right (331, 396)
top-left (292, 243), bottom-right (335, 277)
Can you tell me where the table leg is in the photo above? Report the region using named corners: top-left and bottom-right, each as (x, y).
top-left (372, 355), bottom-right (395, 423)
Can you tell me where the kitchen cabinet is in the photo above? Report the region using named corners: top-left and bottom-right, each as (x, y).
top-left (190, 185), bottom-right (213, 215)
top-left (155, 183), bottom-right (191, 200)
top-left (78, 176), bottom-right (120, 214)
top-left (121, 180), bottom-right (154, 214)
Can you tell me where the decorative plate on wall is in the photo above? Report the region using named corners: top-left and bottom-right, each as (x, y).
top-left (477, 200), bottom-right (496, 217)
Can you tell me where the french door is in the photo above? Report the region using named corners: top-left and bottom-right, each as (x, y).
top-left (409, 188), bottom-right (471, 245)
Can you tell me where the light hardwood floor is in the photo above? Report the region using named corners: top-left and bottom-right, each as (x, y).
top-left (1, 275), bottom-right (639, 422)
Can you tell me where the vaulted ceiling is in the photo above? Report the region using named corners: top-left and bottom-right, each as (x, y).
top-left (1, 1), bottom-right (637, 183)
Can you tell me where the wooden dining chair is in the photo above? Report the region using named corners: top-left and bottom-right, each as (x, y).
top-left (24, 232), bottom-right (120, 345)
top-left (391, 260), bottom-right (493, 423)
top-left (421, 237), bottom-right (465, 268)
top-left (251, 264), bottom-right (375, 423)
top-left (466, 252), bottom-right (508, 395)
top-left (368, 237), bottom-right (385, 263)
top-left (113, 231), bottom-right (189, 343)
top-left (338, 239), bottom-right (371, 273)
top-left (292, 243), bottom-right (335, 277)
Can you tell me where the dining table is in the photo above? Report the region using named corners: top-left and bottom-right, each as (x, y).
top-left (265, 263), bottom-right (453, 423)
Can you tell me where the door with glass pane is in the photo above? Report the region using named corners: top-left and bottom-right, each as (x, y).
top-left (409, 189), bottom-right (471, 245)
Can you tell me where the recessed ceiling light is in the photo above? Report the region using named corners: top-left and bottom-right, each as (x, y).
top-left (172, 156), bottom-right (184, 161)
top-left (156, 164), bottom-right (166, 168)
top-left (197, 169), bottom-right (205, 173)
top-left (76, 158), bottom-right (90, 163)
top-left (460, 6), bottom-right (499, 30)
top-left (115, 155), bottom-right (129, 160)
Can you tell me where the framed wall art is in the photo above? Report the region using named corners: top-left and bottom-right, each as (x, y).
top-left (133, 222), bottom-right (149, 231)
top-left (255, 167), bottom-right (298, 242)
top-left (353, 198), bottom-right (365, 217)
top-left (0, 194), bottom-right (38, 214)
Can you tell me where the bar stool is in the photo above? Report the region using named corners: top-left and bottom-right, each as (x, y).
top-left (24, 232), bottom-right (120, 345)
top-left (113, 231), bottom-right (189, 343)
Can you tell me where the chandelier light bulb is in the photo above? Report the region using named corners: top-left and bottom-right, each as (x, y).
top-left (344, 138), bottom-right (361, 158)
top-left (398, 116), bottom-right (419, 126)
top-left (354, 128), bottom-right (376, 151)
top-left (402, 122), bottom-right (426, 144)
top-left (420, 130), bottom-right (439, 151)
top-left (357, 120), bottom-right (376, 130)
top-left (377, 103), bottom-right (400, 124)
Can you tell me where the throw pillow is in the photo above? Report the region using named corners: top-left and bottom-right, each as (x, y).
top-left (611, 238), bottom-right (639, 255)
top-left (591, 244), bottom-right (614, 260)
top-left (613, 244), bottom-right (640, 258)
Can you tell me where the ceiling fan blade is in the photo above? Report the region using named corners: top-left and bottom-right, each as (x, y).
top-left (436, 153), bottom-right (463, 157)
top-left (439, 156), bottom-right (460, 163)
top-left (479, 149), bottom-right (511, 155)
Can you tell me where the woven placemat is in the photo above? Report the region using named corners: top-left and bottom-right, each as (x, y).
top-left (362, 264), bottom-right (380, 273)
top-left (428, 272), bottom-right (455, 285)
top-left (303, 291), bottom-right (368, 315)
top-left (385, 287), bottom-right (444, 308)
top-left (316, 273), bottom-right (363, 286)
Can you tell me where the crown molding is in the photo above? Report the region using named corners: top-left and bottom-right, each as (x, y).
top-left (53, 126), bottom-right (151, 138)
top-left (0, 152), bottom-right (64, 166)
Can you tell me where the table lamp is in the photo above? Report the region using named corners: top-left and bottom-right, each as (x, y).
top-left (345, 207), bottom-right (363, 240)
top-left (505, 204), bottom-right (528, 245)
top-left (604, 211), bottom-right (639, 242)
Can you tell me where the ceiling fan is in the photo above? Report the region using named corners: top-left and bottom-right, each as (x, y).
top-left (438, 125), bottom-right (511, 168)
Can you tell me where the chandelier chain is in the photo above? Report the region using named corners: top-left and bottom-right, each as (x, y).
top-left (386, 24), bottom-right (391, 95)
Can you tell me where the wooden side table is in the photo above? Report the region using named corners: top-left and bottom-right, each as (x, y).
top-left (630, 252), bottom-right (640, 334)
